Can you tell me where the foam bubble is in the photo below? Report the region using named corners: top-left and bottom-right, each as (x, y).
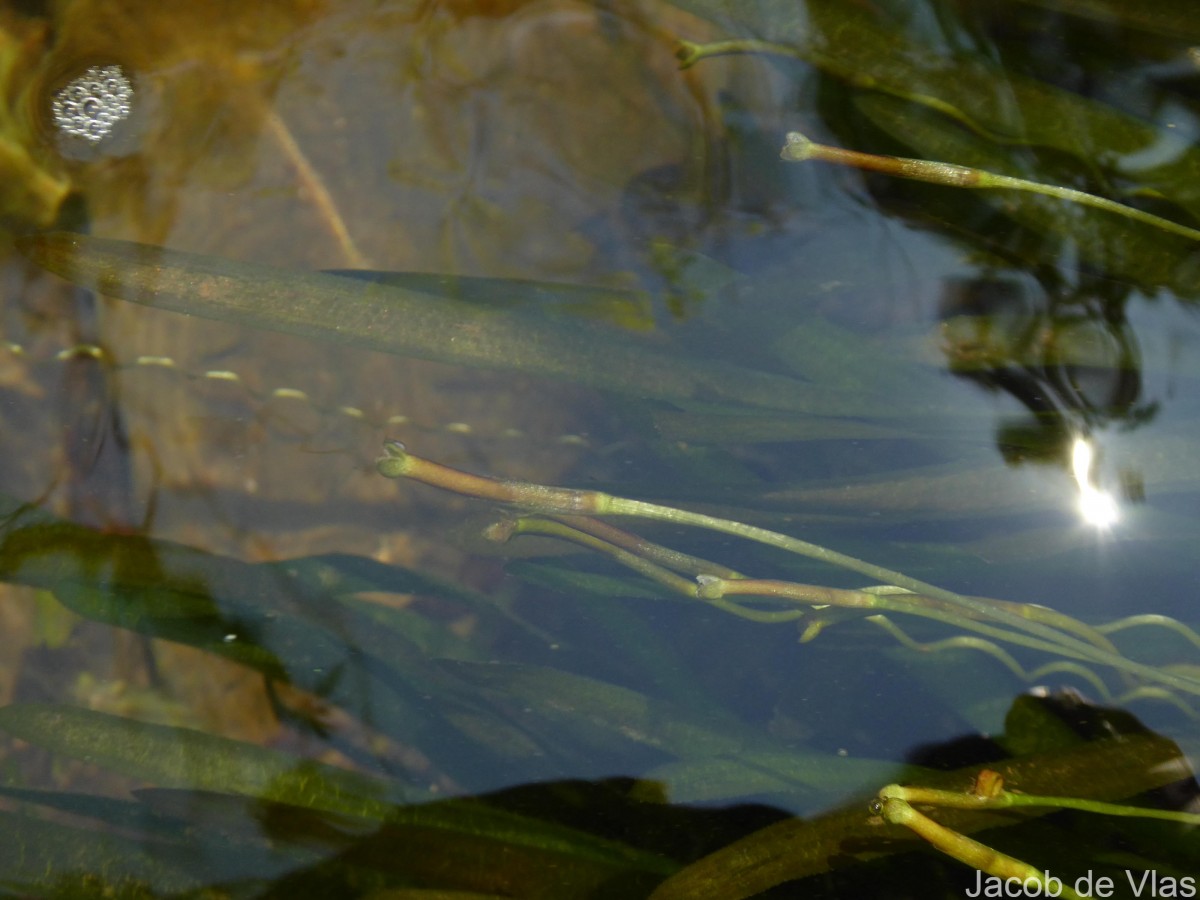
top-left (50, 64), bottom-right (133, 144)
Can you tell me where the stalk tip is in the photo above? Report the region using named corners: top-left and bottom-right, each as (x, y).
top-left (377, 440), bottom-right (413, 478)
top-left (780, 131), bottom-right (816, 162)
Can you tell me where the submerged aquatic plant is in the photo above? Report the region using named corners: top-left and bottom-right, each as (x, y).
top-left (376, 443), bottom-right (1200, 897)
top-left (4, 2), bottom-right (1200, 896)
top-left (0, 477), bottom-right (1193, 897)
top-left (376, 442), bottom-right (1200, 704)
top-left (16, 232), bottom-right (811, 413)
top-left (872, 769), bottom-right (1200, 899)
top-left (778, 131), bottom-right (1200, 244)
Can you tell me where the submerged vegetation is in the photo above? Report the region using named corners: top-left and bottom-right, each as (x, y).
top-left (0, 0), bottom-right (1198, 897)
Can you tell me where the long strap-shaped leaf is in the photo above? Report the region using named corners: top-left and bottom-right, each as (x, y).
top-left (18, 232), bottom-right (822, 414)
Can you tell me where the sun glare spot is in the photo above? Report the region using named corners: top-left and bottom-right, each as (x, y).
top-left (1070, 436), bottom-right (1119, 529)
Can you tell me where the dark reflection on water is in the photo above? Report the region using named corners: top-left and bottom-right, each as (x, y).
top-left (0, 0), bottom-right (1198, 896)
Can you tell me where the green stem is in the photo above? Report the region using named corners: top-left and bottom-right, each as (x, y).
top-left (882, 781), bottom-right (1200, 825)
top-left (494, 516), bottom-right (700, 597)
top-left (497, 516), bottom-right (806, 624)
top-left (377, 443), bottom-right (1200, 696)
top-left (780, 131), bottom-right (1200, 243)
top-left (873, 795), bottom-right (1086, 899)
top-left (698, 577), bottom-right (1125, 665)
top-left (867, 616), bottom-right (1122, 700)
top-left (676, 37), bottom-right (803, 69)
top-left (547, 515), bottom-right (745, 580)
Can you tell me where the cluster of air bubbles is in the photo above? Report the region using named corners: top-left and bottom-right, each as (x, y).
top-left (50, 64), bottom-right (133, 143)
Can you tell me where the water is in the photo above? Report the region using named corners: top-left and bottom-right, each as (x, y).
top-left (0, 1), bottom-right (1197, 896)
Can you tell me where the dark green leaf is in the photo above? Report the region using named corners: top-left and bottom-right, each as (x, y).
top-left (0, 704), bottom-right (410, 819)
top-left (648, 728), bottom-right (1189, 899)
top-left (17, 232), bottom-right (825, 414)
